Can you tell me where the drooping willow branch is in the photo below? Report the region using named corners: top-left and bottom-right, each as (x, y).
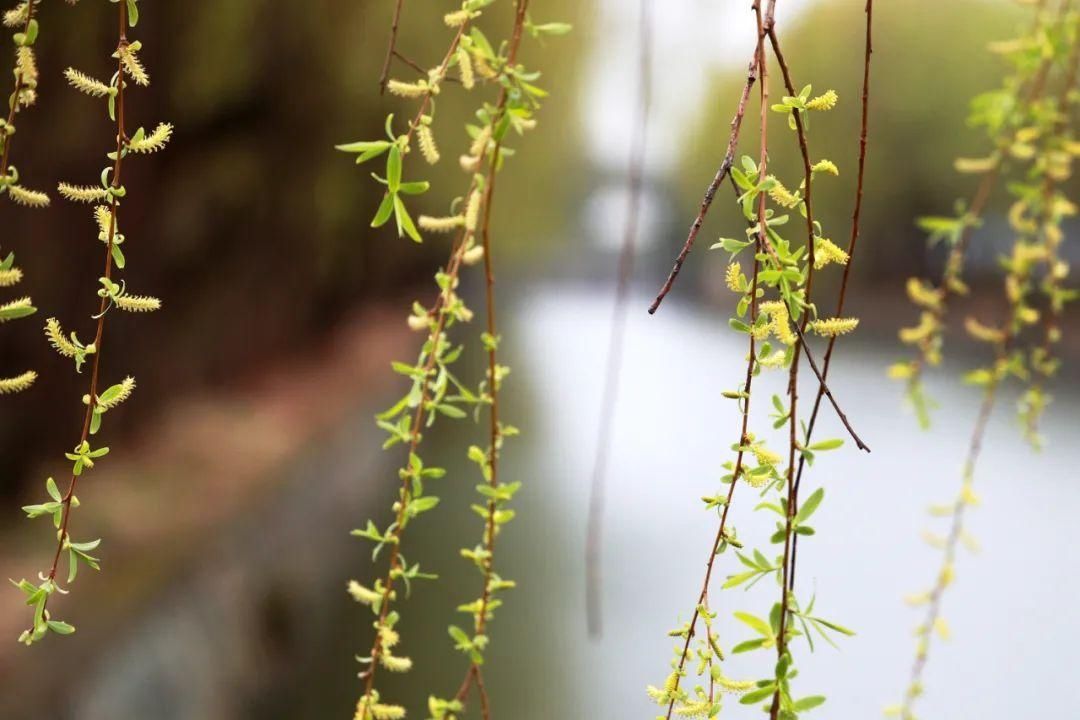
top-left (584, 0), bottom-right (652, 640)
top-left (788, 0), bottom-right (875, 594)
top-left (339, 2), bottom-right (566, 718)
top-left (0, 0), bottom-right (53, 395)
top-left (893, 6), bottom-right (1080, 716)
top-left (648, 1), bottom-right (872, 717)
top-left (892, 0), bottom-right (1062, 427)
top-left (13, 0), bottom-right (168, 646)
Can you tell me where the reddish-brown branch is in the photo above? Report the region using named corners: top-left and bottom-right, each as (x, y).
top-left (788, 0), bottom-right (875, 593)
top-left (42, 0), bottom-right (130, 618)
top-left (378, 0), bottom-right (406, 95)
top-left (585, 0), bottom-right (652, 639)
top-left (659, 3), bottom-right (771, 717)
top-left (0, 0), bottom-right (38, 181)
top-left (648, 54), bottom-right (758, 314)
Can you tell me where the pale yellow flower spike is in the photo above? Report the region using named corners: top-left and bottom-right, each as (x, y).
top-left (809, 317), bottom-right (860, 337)
top-left (724, 261), bottom-right (743, 292)
top-left (7, 185), bottom-right (49, 207)
top-left (64, 67), bottom-right (111, 98)
top-left (806, 89), bottom-right (838, 111)
top-left (0, 370), bottom-right (37, 394)
top-left (811, 159), bottom-right (839, 175)
top-left (813, 238), bottom-right (850, 269)
top-left (457, 47), bottom-right (475, 90)
top-left (417, 123), bottom-right (440, 165)
top-left (387, 79), bottom-right (427, 98)
top-left (58, 183), bottom-right (110, 203)
top-left (418, 215), bottom-right (465, 233)
top-left (766, 177), bottom-right (801, 208)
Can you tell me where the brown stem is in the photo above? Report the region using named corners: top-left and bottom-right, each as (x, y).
top-left (585, 0), bottom-right (652, 639)
top-left (360, 2), bottom-right (531, 714)
top-left (648, 54), bottom-right (758, 314)
top-left (42, 0), bottom-right (130, 618)
top-left (0, 0), bottom-right (38, 181)
top-left (378, 0), bottom-right (406, 95)
top-left (659, 3), bottom-right (771, 716)
top-left (766, 17), bottom-right (818, 720)
top-left (789, 0), bottom-right (874, 593)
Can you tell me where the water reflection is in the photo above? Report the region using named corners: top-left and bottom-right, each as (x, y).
top-left (475, 284), bottom-right (1079, 719)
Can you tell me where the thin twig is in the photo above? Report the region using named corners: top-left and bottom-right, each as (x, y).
top-left (0, 0), bottom-right (38, 179)
top-left (42, 0), bottom-right (131, 615)
top-left (659, 3), bottom-right (771, 716)
top-left (648, 54), bottom-right (759, 314)
top-left (585, 0), bottom-right (652, 639)
top-left (789, 0), bottom-right (875, 592)
top-left (378, 0), bottom-right (406, 95)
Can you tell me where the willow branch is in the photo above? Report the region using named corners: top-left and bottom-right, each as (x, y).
top-left (378, 0), bottom-right (406, 95)
top-left (648, 54), bottom-right (758, 314)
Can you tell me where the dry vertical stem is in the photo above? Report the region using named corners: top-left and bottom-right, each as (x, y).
top-left (584, 0), bottom-right (653, 639)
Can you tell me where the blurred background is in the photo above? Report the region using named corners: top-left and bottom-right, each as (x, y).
top-left (2, 0), bottom-right (1078, 717)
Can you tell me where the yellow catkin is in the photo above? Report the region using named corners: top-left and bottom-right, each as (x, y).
top-left (128, 123), bottom-right (173, 154)
top-left (808, 317), bottom-right (859, 337)
top-left (0, 296), bottom-right (33, 320)
top-left (899, 312), bottom-right (937, 345)
top-left (347, 581), bottom-right (381, 605)
top-left (6, 185), bottom-right (49, 207)
top-left (417, 123), bottom-right (440, 165)
top-left (766, 177), bottom-right (800, 208)
top-left (387, 79), bottom-right (427, 98)
top-left (418, 215), bottom-right (464, 233)
top-left (119, 45), bottom-right (150, 86)
top-left (761, 301), bottom-right (796, 346)
top-left (444, 9), bottom-right (470, 27)
top-left (44, 318), bottom-right (78, 357)
top-left (806, 89), bottom-right (838, 111)
top-left (724, 261), bottom-right (743, 292)
top-left (114, 294), bottom-right (161, 313)
top-left (0, 370), bottom-right (36, 394)
top-left (3, 3), bottom-right (29, 28)
top-left (811, 159), bottom-right (839, 175)
top-left (813, 238), bottom-right (849, 269)
top-left (906, 277), bottom-right (942, 310)
top-left (64, 67), bottom-right (111, 97)
top-left (457, 47), bottom-right (475, 89)
top-left (464, 190), bottom-right (482, 232)
top-left (469, 125), bottom-right (492, 158)
top-left (379, 653), bottom-right (413, 673)
top-left (58, 183), bottom-right (110, 203)
top-left (964, 317), bottom-right (1005, 343)
top-left (97, 376), bottom-right (135, 409)
top-left (0, 267), bottom-right (23, 287)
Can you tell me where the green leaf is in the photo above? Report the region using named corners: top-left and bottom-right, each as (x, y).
top-left (796, 488), bottom-right (825, 525)
top-left (371, 193), bottom-right (394, 228)
top-left (792, 696), bottom-right (826, 711)
top-left (734, 611), bottom-right (774, 639)
top-left (386, 145), bottom-right (402, 193)
top-left (46, 619), bottom-right (75, 635)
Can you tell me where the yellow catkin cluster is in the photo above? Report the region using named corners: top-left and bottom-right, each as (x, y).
top-left (118, 44), bottom-right (149, 86)
top-left (457, 47), bottom-right (475, 89)
top-left (418, 214), bottom-right (464, 233)
top-left (811, 159), bottom-right (839, 175)
top-left (766, 177), bottom-right (800, 208)
top-left (724, 261), bottom-right (743, 292)
top-left (899, 311), bottom-right (938, 346)
top-left (64, 67), bottom-right (110, 97)
top-left (906, 277), bottom-right (942, 311)
top-left (417, 123), bottom-right (440, 165)
top-left (806, 89), bottom-right (838, 111)
top-left (813, 238), bottom-right (849, 269)
top-left (6, 185), bottom-right (49, 207)
top-left (386, 79), bottom-right (427, 98)
top-left (58, 183), bottom-right (109, 203)
top-left (0, 370), bottom-right (36, 394)
top-left (809, 317), bottom-right (859, 337)
top-left (963, 317), bottom-right (1004, 343)
top-left (128, 123), bottom-right (173, 154)
top-left (760, 301), bottom-right (797, 346)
